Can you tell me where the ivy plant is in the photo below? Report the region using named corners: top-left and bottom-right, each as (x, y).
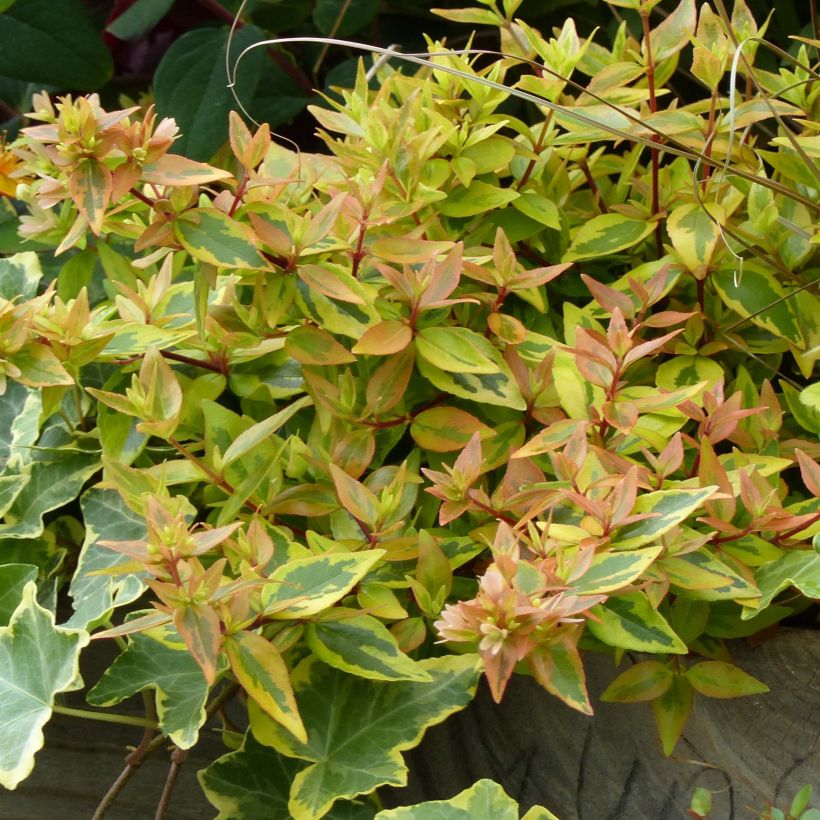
top-left (0, 0), bottom-right (818, 816)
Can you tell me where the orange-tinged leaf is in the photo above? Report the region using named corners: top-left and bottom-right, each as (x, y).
top-left (174, 604), bottom-right (221, 685)
top-left (298, 263), bottom-right (365, 305)
top-left (487, 311), bottom-right (527, 344)
top-left (365, 345), bottom-right (415, 416)
top-left (530, 633), bottom-right (592, 714)
top-left (329, 464), bottom-right (380, 529)
top-left (369, 237), bottom-right (454, 263)
top-left (69, 159), bottom-right (112, 235)
top-left (411, 406), bottom-right (491, 453)
top-left (352, 321), bottom-right (412, 355)
top-left (285, 326), bottom-right (356, 365)
top-left (225, 631), bottom-right (306, 742)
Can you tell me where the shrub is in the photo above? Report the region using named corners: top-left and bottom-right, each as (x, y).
top-left (0, 0), bottom-right (817, 816)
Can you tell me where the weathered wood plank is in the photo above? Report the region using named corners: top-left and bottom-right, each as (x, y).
top-left (384, 629), bottom-right (820, 819)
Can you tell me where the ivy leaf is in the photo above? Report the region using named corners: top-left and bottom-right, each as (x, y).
top-left (0, 0), bottom-right (113, 89)
top-left (588, 592), bottom-right (687, 654)
top-left (376, 778), bottom-right (559, 819)
top-left (0, 252), bottom-right (42, 300)
top-left (66, 489), bottom-right (147, 630)
top-left (199, 731), bottom-right (376, 820)
top-left (0, 563), bottom-right (37, 626)
top-left (305, 614), bottom-right (433, 683)
top-left (249, 655), bottom-right (480, 819)
top-left (0, 582), bottom-right (89, 789)
top-left (313, 0), bottom-right (379, 37)
top-left (261, 550), bottom-right (385, 618)
top-left (564, 214), bottom-right (656, 262)
top-left (87, 629), bottom-right (208, 748)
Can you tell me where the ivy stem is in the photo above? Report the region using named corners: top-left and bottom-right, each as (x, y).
top-left (640, 7), bottom-right (663, 258)
top-left (53, 705), bottom-right (159, 730)
top-left (154, 747), bottom-right (188, 820)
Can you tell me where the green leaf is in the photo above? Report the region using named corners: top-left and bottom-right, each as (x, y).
top-left (154, 26), bottom-right (265, 160)
top-left (601, 661), bottom-right (674, 703)
top-left (305, 614), bottom-right (433, 683)
top-left (0, 582), bottom-right (89, 789)
top-left (106, 0), bottom-right (175, 40)
top-left (87, 629), bottom-right (207, 748)
top-left (0, 251), bottom-right (42, 300)
top-left (571, 547), bottom-right (661, 594)
top-left (613, 488), bottom-right (717, 550)
top-left (415, 327), bottom-right (498, 374)
top-left (712, 264), bottom-right (804, 347)
top-left (416, 355), bottom-right (526, 411)
top-left (685, 661), bottom-right (768, 699)
top-left (66, 489), bottom-right (147, 630)
top-left (376, 779), bottom-right (551, 819)
top-left (439, 181), bottom-right (519, 218)
top-left (0, 564), bottom-right (37, 626)
top-left (0, 450), bottom-right (99, 540)
top-left (249, 655), bottom-right (480, 819)
top-left (655, 355), bottom-right (723, 390)
top-left (564, 214), bottom-right (656, 262)
top-left (313, 0), bottom-right (379, 37)
top-left (261, 550), bottom-right (385, 618)
top-left (512, 191), bottom-right (561, 230)
top-left (226, 630), bottom-right (305, 743)
top-left (199, 731), bottom-right (375, 820)
top-left (588, 591), bottom-right (687, 654)
top-left (175, 208), bottom-right (265, 269)
top-left (0, 0), bottom-right (113, 89)
top-left (651, 674), bottom-right (693, 756)
top-left (752, 550), bottom-right (820, 613)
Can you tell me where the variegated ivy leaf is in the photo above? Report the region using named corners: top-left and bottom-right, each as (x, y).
top-left (249, 655), bottom-right (481, 819)
top-left (87, 628), bottom-right (208, 749)
top-left (376, 778), bottom-right (559, 819)
top-left (0, 563), bottom-right (38, 626)
top-left (588, 591), bottom-right (687, 654)
top-left (0, 582), bottom-right (89, 789)
top-left (0, 251), bottom-right (42, 300)
top-left (66, 488), bottom-right (148, 630)
top-left (199, 731), bottom-right (377, 820)
top-left (305, 614), bottom-right (433, 683)
top-left (261, 550), bottom-right (385, 619)
top-left (612, 487), bottom-right (717, 550)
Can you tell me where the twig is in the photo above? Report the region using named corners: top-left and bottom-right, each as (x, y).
top-left (154, 747), bottom-right (188, 820)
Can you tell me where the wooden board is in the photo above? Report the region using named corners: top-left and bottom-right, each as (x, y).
top-left (1, 629), bottom-right (818, 818)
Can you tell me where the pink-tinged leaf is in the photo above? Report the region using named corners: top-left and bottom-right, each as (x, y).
top-left (510, 263), bottom-right (571, 291)
top-left (419, 243), bottom-right (463, 308)
top-left (352, 321), bottom-right (412, 356)
top-left (513, 420), bottom-right (586, 459)
top-left (651, 674), bottom-right (693, 756)
top-left (602, 400), bottom-right (638, 433)
top-left (581, 274), bottom-right (636, 317)
top-left (685, 661), bottom-right (768, 699)
top-left (248, 212), bottom-right (292, 257)
top-left (609, 466), bottom-right (639, 528)
top-left (411, 406), bottom-right (491, 453)
top-left (302, 194), bottom-right (347, 248)
top-left (329, 464), bottom-right (380, 529)
top-left (225, 631), bottom-right (306, 742)
top-left (365, 345), bottom-right (415, 416)
top-left (140, 154), bottom-right (232, 186)
top-left (174, 604), bottom-right (222, 685)
top-left (69, 159), bottom-right (112, 235)
top-left (622, 329), bottom-right (683, 368)
top-left (369, 237), bottom-right (454, 264)
top-left (529, 633), bottom-right (592, 715)
top-left (601, 661), bottom-right (674, 703)
top-left (298, 263), bottom-right (365, 305)
top-left (454, 433), bottom-right (484, 484)
top-left (795, 449), bottom-right (820, 499)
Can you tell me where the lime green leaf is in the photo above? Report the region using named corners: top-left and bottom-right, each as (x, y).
top-left (512, 191), bottom-right (561, 230)
top-left (250, 655), bottom-right (480, 819)
top-left (416, 356), bottom-right (526, 411)
top-left (12, 344), bottom-right (74, 389)
top-left (0, 582), bottom-right (89, 789)
top-left (601, 661), bottom-right (674, 703)
top-left (0, 0), bottom-right (113, 89)
top-left (666, 202), bottom-right (723, 274)
top-left (175, 209), bottom-right (264, 269)
top-left (199, 731), bottom-right (374, 820)
top-left (571, 547), bottom-right (661, 594)
top-left (685, 661), bottom-right (768, 698)
top-left (431, 8), bottom-right (500, 26)
top-left (752, 550), bottom-right (820, 613)
top-left (651, 674), bottom-right (693, 756)
top-left (650, 0), bottom-right (696, 62)
top-left (87, 629), bottom-right (207, 748)
top-left (661, 549), bottom-right (758, 600)
top-left (416, 327), bottom-right (498, 374)
top-left (0, 564), bottom-right (38, 626)
top-left (588, 592), bottom-right (687, 654)
top-left (225, 631), bottom-right (305, 743)
top-left (66, 489), bottom-right (147, 629)
top-left (286, 326), bottom-right (357, 366)
top-left (0, 252), bottom-right (42, 300)
top-left (614, 488), bottom-right (716, 550)
top-left (656, 355), bottom-right (723, 390)
top-left (376, 778), bottom-right (554, 819)
top-left (713, 264), bottom-right (804, 347)
top-left (439, 181), bottom-right (519, 218)
top-left (261, 550), bottom-right (385, 618)
top-left (306, 614), bottom-right (433, 683)
top-left (0, 451), bottom-right (100, 540)
top-left (564, 214), bottom-right (656, 262)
